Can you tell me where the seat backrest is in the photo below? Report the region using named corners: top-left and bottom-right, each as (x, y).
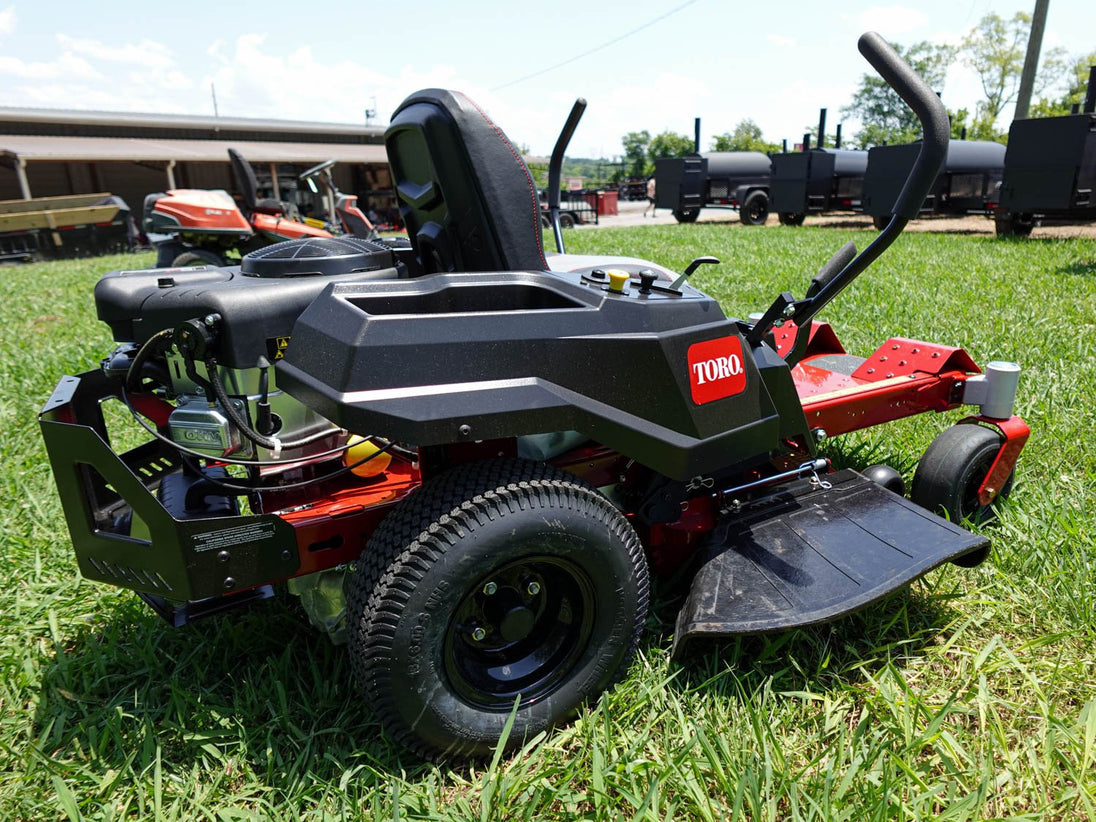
top-left (227, 148), bottom-right (259, 213)
top-left (385, 89), bottom-right (548, 274)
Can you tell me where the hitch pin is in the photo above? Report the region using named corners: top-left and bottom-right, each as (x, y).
top-left (717, 458), bottom-right (831, 505)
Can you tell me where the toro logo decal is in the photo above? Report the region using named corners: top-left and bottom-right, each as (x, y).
top-left (687, 336), bottom-right (747, 404)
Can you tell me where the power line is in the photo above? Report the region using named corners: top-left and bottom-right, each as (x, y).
top-left (491, 0), bottom-right (702, 92)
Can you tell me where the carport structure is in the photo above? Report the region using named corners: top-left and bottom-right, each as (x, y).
top-left (0, 107), bottom-right (390, 219)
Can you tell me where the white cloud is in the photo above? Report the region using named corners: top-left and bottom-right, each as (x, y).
top-left (0, 5), bottom-right (14, 36)
top-left (0, 52), bottom-right (100, 81)
top-left (767, 34), bottom-right (797, 49)
top-left (56, 34), bottom-right (176, 69)
top-left (857, 6), bottom-right (928, 37)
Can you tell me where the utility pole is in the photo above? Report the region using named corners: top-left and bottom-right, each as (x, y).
top-left (1015, 0), bottom-right (1049, 120)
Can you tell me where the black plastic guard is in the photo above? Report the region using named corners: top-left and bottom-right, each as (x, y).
top-left (671, 469), bottom-right (988, 659)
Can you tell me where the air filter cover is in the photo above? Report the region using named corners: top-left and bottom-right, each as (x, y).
top-left (242, 236), bottom-right (394, 278)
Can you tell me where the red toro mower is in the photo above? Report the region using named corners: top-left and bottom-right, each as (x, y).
top-left (40, 34), bottom-right (1028, 759)
top-left (144, 149), bottom-right (376, 267)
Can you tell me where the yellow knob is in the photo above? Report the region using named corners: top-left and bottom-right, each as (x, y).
top-left (607, 269), bottom-right (630, 293)
top-left (344, 435), bottom-right (392, 477)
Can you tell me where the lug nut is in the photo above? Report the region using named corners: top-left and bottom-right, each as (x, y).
top-left (482, 582), bottom-right (498, 596)
top-left (527, 581), bottom-right (541, 596)
top-left (471, 627), bottom-right (487, 642)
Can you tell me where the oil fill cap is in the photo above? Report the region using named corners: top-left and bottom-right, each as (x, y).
top-left (607, 269), bottom-right (630, 293)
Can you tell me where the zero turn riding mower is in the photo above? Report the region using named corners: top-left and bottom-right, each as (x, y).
top-left (39, 34), bottom-right (1029, 759)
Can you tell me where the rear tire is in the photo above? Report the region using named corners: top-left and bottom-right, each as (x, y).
top-left (778, 212), bottom-right (806, 226)
top-left (346, 458), bottom-right (649, 759)
top-left (171, 248), bottom-right (226, 267)
top-left (673, 208), bottom-right (699, 223)
top-left (740, 191), bottom-right (770, 225)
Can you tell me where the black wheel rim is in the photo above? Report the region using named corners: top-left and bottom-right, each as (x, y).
top-left (959, 451), bottom-right (998, 521)
top-left (444, 556), bottom-right (595, 711)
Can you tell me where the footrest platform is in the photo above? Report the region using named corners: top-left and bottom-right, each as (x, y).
top-left (671, 469), bottom-right (988, 658)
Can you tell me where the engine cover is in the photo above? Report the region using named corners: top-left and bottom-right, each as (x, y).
top-left (94, 238), bottom-right (403, 368)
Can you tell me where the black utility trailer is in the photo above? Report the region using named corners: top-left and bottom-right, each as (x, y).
top-left (992, 67), bottom-right (1096, 236)
top-left (862, 140), bottom-right (1006, 229)
top-left (770, 148), bottom-right (869, 225)
top-left (539, 189), bottom-right (598, 228)
top-left (655, 152), bottom-right (772, 225)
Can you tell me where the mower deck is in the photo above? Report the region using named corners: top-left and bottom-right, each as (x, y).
top-left (672, 469), bottom-right (987, 658)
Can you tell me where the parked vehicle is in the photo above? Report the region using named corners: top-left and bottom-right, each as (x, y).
top-left (0, 193), bottom-right (135, 262)
top-left (655, 151), bottom-right (771, 225)
top-left (40, 34), bottom-right (1028, 760)
top-left (617, 179), bottom-right (649, 201)
top-left (992, 67), bottom-right (1096, 236)
top-left (771, 148), bottom-right (869, 225)
top-left (862, 140), bottom-right (1006, 229)
top-left (297, 158), bottom-right (378, 239)
top-left (539, 189), bottom-right (599, 228)
top-left (145, 149), bottom-right (329, 267)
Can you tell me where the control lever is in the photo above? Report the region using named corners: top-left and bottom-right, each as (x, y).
top-left (806, 241), bottom-right (857, 298)
top-left (668, 256), bottom-right (720, 291)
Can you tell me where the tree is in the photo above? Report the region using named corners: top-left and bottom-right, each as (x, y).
top-left (710, 119), bottom-right (779, 153)
top-left (842, 40), bottom-right (956, 148)
top-left (1030, 51), bottom-right (1096, 118)
top-left (961, 11), bottom-right (1066, 137)
top-left (648, 130), bottom-right (694, 164)
top-left (620, 130), bottom-right (651, 179)
top-left (948, 107), bottom-right (971, 140)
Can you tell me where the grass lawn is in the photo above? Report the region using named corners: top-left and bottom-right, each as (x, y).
top-left (0, 222), bottom-right (1094, 820)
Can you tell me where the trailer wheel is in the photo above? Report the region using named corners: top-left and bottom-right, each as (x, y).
top-left (912, 423), bottom-right (1013, 530)
top-left (994, 211), bottom-right (1033, 237)
top-left (778, 212), bottom-right (806, 227)
top-left (673, 208), bottom-right (699, 223)
top-left (171, 248), bottom-right (226, 267)
top-left (872, 215), bottom-right (890, 230)
top-left (346, 458), bottom-right (649, 759)
top-left (740, 191), bottom-right (769, 225)
top-left (559, 212), bottom-right (576, 229)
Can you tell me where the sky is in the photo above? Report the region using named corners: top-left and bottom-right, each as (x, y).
top-left (0, 1), bottom-right (1092, 158)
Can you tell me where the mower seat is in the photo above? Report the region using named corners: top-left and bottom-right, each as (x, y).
top-left (228, 148), bottom-right (288, 217)
top-left (385, 89), bottom-right (548, 275)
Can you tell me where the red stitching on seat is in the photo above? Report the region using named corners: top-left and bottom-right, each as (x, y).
top-left (461, 93), bottom-right (548, 269)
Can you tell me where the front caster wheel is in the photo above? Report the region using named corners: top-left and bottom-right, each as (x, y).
top-left (346, 459), bottom-right (650, 759)
top-left (912, 423), bottom-right (1013, 549)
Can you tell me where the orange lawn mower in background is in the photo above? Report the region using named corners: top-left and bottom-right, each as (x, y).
top-left (143, 149), bottom-right (377, 267)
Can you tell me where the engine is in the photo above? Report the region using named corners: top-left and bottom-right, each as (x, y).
top-left (96, 237), bottom-right (407, 468)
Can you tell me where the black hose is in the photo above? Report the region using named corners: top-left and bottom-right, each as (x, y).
top-left (205, 355), bottom-right (335, 454)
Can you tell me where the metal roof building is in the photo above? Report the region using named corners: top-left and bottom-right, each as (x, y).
top-left (0, 106), bottom-right (393, 219)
